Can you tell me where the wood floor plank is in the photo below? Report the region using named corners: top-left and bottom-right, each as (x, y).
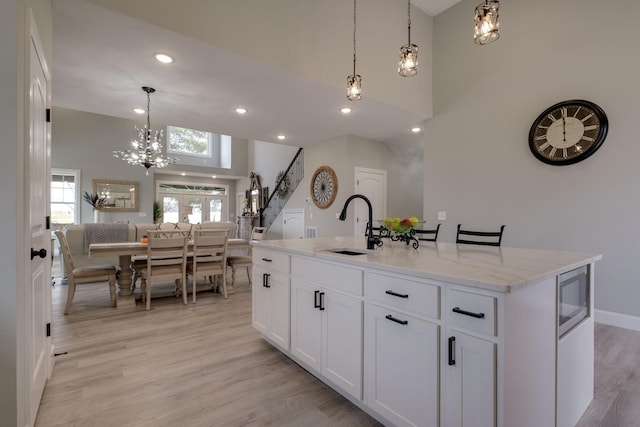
top-left (36, 274), bottom-right (382, 427)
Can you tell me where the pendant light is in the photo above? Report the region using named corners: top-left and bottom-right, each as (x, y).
top-left (346, 0), bottom-right (362, 101)
top-left (474, 0), bottom-right (500, 45)
top-left (398, 0), bottom-right (418, 77)
top-left (113, 86), bottom-right (177, 175)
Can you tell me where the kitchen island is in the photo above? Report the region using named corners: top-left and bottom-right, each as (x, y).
top-left (251, 236), bottom-right (601, 427)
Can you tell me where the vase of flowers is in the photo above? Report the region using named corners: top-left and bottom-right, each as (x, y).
top-left (83, 191), bottom-right (106, 223)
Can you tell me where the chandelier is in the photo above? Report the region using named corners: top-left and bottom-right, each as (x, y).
top-left (346, 0), bottom-right (362, 101)
top-left (113, 86), bottom-right (177, 175)
top-left (398, 0), bottom-right (418, 77)
top-left (474, 0), bottom-right (500, 45)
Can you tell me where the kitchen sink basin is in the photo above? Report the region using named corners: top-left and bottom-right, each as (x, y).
top-left (321, 248), bottom-right (372, 256)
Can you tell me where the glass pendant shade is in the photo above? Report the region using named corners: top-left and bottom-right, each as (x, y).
top-left (347, 74), bottom-right (362, 101)
top-left (398, 44), bottom-right (419, 77)
top-left (474, 0), bottom-right (500, 45)
top-left (113, 86), bottom-right (177, 175)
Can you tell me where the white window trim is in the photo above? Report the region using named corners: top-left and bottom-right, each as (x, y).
top-left (51, 168), bottom-right (81, 225)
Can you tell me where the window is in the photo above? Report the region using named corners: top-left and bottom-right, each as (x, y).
top-left (51, 169), bottom-right (80, 225)
top-left (167, 126), bottom-right (212, 157)
top-left (166, 126), bottom-right (231, 168)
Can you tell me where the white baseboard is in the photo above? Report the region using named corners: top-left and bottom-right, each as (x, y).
top-left (595, 309), bottom-right (640, 332)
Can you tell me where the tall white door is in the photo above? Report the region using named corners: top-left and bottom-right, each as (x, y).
top-left (26, 13), bottom-right (52, 425)
top-left (283, 209), bottom-right (305, 239)
top-left (354, 167), bottom-right (387, 237)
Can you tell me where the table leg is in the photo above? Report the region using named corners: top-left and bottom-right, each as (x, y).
top-left (115, 254), bottom-right (136, 309)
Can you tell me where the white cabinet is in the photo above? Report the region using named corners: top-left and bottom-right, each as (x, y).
top-left (445, 288), bottom-right (498, 427)
top-left (252, 249), bottom-right (290, 351)
top-left (445, 331), bottom-right (496, 427)
top-left (364, 271), bottom-right (441, 427)
top-left (290, 257), bottom-right (363, 400)
top-left (365, 303), bottom-right (439, 427)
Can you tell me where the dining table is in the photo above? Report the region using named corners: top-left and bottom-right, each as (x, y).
top-left (89, 238), bottom-right (251, 308)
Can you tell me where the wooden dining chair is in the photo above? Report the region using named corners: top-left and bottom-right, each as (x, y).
top-left (414, 223), bottom-right (441, 242)
top-left (456, 224), bottom-right (505, 247)
top-left (187, 229), bottom-right (229, 302)
top-left (140, 230), bottom-right (188, 311)
top-left (227, 226), bottom-right (266, 288)
top-left (54, 230), bottom-right (117, 315)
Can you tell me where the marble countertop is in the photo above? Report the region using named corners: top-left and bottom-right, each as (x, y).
top-left (252, 236), bottom-right (602, 293)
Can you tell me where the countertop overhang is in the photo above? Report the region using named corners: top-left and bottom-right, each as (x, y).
top-left (252, 236), bottom-right (602, 293)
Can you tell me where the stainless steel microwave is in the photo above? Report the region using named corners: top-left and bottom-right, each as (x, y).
top-left (558, 265), bottom-right (590, 338)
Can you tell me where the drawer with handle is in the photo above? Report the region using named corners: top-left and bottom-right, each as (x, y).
top-left (366, 271), bottom-right (440, 319)
top-left (447, 288), bottom-right (497, 336)
top-left (253, 248), bottom-right (290, 275)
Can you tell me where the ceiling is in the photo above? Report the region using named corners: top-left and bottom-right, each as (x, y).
top-left (52, 0), bottom-right (463, 149)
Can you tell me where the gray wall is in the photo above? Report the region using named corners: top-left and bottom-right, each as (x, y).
top-left (267, 135), bottom-right (424, 239)
top-left (52, 107), bottom-right (249, 224)
top-left (425, 0), bottom-right (640, 318)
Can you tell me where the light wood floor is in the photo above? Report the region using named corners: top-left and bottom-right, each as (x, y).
top-left (37, 260), bottom-right (640, 426)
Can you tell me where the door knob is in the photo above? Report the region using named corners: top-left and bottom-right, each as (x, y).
top-left (31, 248), bottom-right (47, 260)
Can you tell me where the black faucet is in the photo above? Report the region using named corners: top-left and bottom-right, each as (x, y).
top-left (339, 194), bottom-right (381, 250)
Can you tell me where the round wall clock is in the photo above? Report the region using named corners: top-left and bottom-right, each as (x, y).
top-left (310, 165), bottom-right (337, 209)
top-left (528, 99), bottom-right (608, 166)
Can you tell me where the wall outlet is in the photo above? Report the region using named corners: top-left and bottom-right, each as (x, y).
top-left (437, 211), bottom-right (446, 221)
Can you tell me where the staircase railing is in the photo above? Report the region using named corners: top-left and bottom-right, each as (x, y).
top-left (261, 148), bottom-right (304, 230)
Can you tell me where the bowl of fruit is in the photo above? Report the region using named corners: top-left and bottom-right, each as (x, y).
top-left (378, 217), bottom-right (425, 234)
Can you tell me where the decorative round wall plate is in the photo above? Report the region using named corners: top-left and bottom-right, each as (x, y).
top-left (310, 165), bottom-right (337, 209)
top-left (528, 99), bottom-right (608, 165)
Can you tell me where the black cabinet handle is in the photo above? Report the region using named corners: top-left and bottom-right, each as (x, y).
top-left (263, 273), bottom-right (271, 288)
top-left (452, 306), bottom-right (485, 319)
top-left (31, 248), bottom-right (47, 260)
top-left (448, 336), bottom-right (456, 366)
top-left (385, 314), bottom-right (408, 325)
top-left (385, 290), bottom-right (409, 299)
top-left (261, 258), bottom-right (273, 262)
top-left (314, 290), bottom-right (320, 309)
top-left (319, 292), bottom-right (325, 311)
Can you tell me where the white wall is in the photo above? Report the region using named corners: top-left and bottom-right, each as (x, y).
top-left (425, 0), bottom-right (640, 318)
top-left (52, 107), bottom-right (250, 224)
top-left (267, 135), bottom-right (423, 239)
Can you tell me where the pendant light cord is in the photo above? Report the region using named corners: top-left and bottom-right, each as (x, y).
top-left (407, 0), bottom-right (411, 45)
top-left (352, 0), bottom-right (357, 75)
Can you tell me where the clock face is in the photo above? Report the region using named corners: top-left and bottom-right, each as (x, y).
top-left (529, 100), bottom-right (608, 165)
top-left (310, 166), bottom-right (337, 209)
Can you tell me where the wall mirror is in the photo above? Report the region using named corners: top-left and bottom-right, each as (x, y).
top-left (93, 179), bottom-right (139, 212)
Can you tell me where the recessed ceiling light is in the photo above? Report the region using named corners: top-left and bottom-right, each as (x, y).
top-left (340, 107), bottom-right (352, 114)
top-left (235, 107), bottom-right (247, 114)
top-left (277, 135), bottom-right (286, 140)
top-left (180, 172), bottom-right (186, 176)
top-left (154, 53), bottom-right (174, 64)
top-left (411, 126), bottom-right (422, 133)
top-left (134, 108), bottom-right (145, 114)
top-left (211, 175), bottom-right (217, 179)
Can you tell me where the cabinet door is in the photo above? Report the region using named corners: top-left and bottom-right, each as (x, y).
top-left (267, 271), bottom-right (290, 351)
top-left (445, 331), bottom-right (496, 427)
top-left (291, 278), bottom-right (322, 372)
top-left (252, 266), bottom-right (290, 351)
top-left (365, 304), bottom-right (439, 427)
top-left (323, 290), bottom-right (363, 400)
top-left (252, 266), bottom-right (271, 336)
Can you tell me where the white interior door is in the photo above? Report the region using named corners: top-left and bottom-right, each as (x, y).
top-left (354, 167), bottom-right (387, 237)
top-left (26, 12), bottom-right (52, 425)
top-left (283, 209), bottom-right (305, 239)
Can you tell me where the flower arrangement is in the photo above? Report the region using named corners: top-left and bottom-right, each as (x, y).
top-left (82, 191), bottom-right (106, 209)
top-left (380, 216), bottom-right (424, 234)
